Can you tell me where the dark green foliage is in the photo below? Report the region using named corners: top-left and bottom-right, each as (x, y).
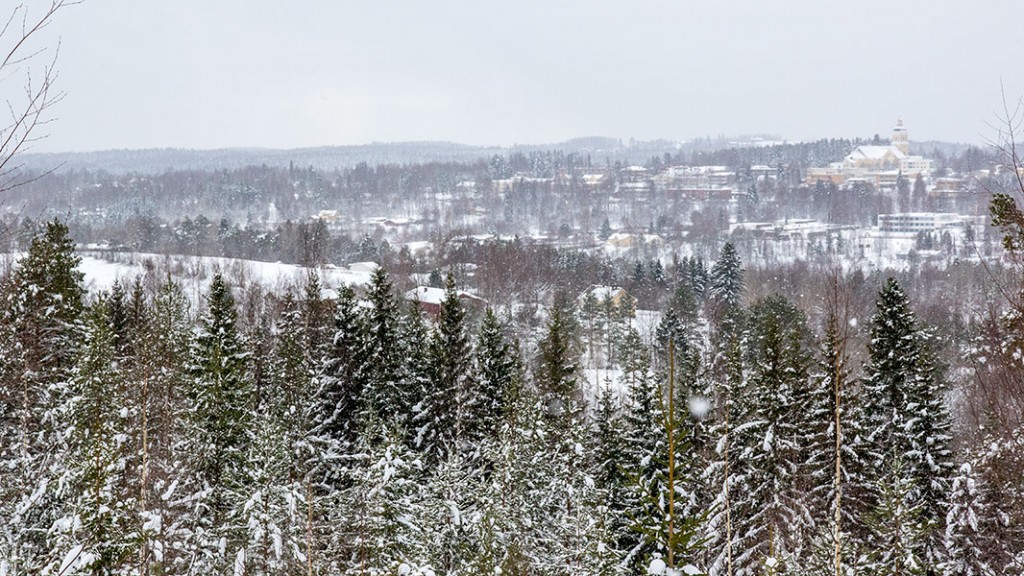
top-left (188, 273), bottom-right (252, 506)
top-left (475, 307), bottom-right (522, 432)
top-left (67, 297), bottom-right (137, 573)
top-left (599, 217), bottom-right (613, 241)
top-left (990, 192), bottom-right (1024, 253)
top-left (537, 302), bottom-right (580, 425)
top-left (862, 278), bottom-right (954, 573)
top-left (419, 274), bottom-right (475, 461)
top-left (735, 295), bottom-right (814, 568)
top-left (317, 283), bottom-right (364, 450)
top-left (359, 266), bottom-right (409, 426)
top-left (710, 242), bottom-right (744, 315)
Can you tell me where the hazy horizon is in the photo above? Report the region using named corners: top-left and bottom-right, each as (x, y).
top-left (22, 0), bottom-right (1024, 153)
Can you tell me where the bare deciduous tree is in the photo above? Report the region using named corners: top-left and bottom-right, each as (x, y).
top-left (0, 0), bottom-right (77, 195)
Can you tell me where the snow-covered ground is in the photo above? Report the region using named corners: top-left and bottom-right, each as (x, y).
top-left (79, 252), bottom-right (375, 293)
top-left (2, 251), bottom-right (376, 303)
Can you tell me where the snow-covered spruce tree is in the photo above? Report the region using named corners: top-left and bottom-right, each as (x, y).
top-left (910, 336), bottom-right (955, 574)
top-left (300, 270), bottom-right (333, 364)
top-left (803, 309), bottom-right (869, 576)
top-left (536, 301), bottom-right (581, 428)
top-left (315, 283), bottom-right (365, 459)
top-left (705, 244), bottom-right (747, 576)
top-left (664, 326), bottom-right (715, 573)
top-left (732, 295), bottom-right (813, 574)
top-left (475, 307), bottom-right (523, 436)
top-left (526, 301), bottom-right (607, 573)
top-left (708, 242), bottom-right (744, 328)
top-left (622, 336), bottom-right (707, 575)
top-left (358, 266), bottom-right (410, 426)
top-left (402, 297), bottom-right (433, 446)
top-left (235, 291), bottom-right (312, 575)
top-left (861, 277), bottom-right (953, 574)
top-left (865, 455), bottom-right (926, 576)
top-left (655, 307), bottom-right (685, 372)
top-left (966, 428), bottom-right (1024, 572)
top-left (417, 274), bottom-right (476, 464)
top-left (182, 273), bottom-right (253, 572)
top-left (54, 296), bottom-right (138, 574)
top-left (139, 275), bottom-right (193, 573)
top-left (340, 421), bottom-right (429, 575)
top-left (619, 333), bottom-right (666, 570)
top-left (592, 381), bottom-right (629, 573)
top-left (0, 219), bottom-right (85, 575)
top-left (420, 449), bottom-right (479, 574)
top-left (942, 461), bottom-right (996, 576)
top-left (862, 277), bottom-right (927, 467)
top-left (465, 386), bottom-right (536, 575)
top-left (670, 280), bottom-right (701, 338)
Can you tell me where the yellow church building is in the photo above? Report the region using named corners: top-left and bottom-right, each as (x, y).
top-left (806, 119), bottom-right (933, 187)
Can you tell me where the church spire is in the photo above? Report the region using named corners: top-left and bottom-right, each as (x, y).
top-left (892, 118), bottom-right (909, 155)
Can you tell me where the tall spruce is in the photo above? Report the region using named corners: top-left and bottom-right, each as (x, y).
top-left (475, 307), bottom-right (522, 436)
top-left (805, 307), bottom-right (869, 576)
top-left (359, 266), bottom-right (408, 427)
top-left (60, 297), bottom-right (136, 574)
top-left (316, 283), bottom-right (364, 455)
top-left (537, 302), bottom-right (581, 426)
top-left (735, 295), bottom-right (814, 572)
top-left (0, 219), bottom-right (85, 575)
top-left (862, 277), bottom-right (954, 575)
top-left (418, 274), bottom-right (475, 462)
top-left (184, 273), bottom-right (253, 571)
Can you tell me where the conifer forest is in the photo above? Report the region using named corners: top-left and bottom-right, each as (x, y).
top-left (3, 196), bottom-right (1024, 575)
top-left (6, 2), bottom-right (1024, 575)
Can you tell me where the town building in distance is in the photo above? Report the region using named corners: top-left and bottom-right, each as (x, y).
top-left (805, 119), bottom-right (934, 189)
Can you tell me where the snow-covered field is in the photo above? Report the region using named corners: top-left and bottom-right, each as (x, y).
top-left (2, 251), bottom-right (376, 301)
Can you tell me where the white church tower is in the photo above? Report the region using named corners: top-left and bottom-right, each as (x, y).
top-left (892, 118), bottom-right (909, 155)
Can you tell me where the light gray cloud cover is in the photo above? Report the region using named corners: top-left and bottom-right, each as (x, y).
top-left (23, 0), bottom-right (1024, 152)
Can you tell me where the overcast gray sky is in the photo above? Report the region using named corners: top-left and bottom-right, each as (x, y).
top-left (22, 0), bottom-right (1024, 152)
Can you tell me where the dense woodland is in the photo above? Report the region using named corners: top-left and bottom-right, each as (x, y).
top-left (2, 198), bottom-right (1024, 575)
top-left (1, 139), bottom-right (1023, 575)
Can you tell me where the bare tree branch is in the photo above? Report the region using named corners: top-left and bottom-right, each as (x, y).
top-left (0, 0), bottom-right (78, 196)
